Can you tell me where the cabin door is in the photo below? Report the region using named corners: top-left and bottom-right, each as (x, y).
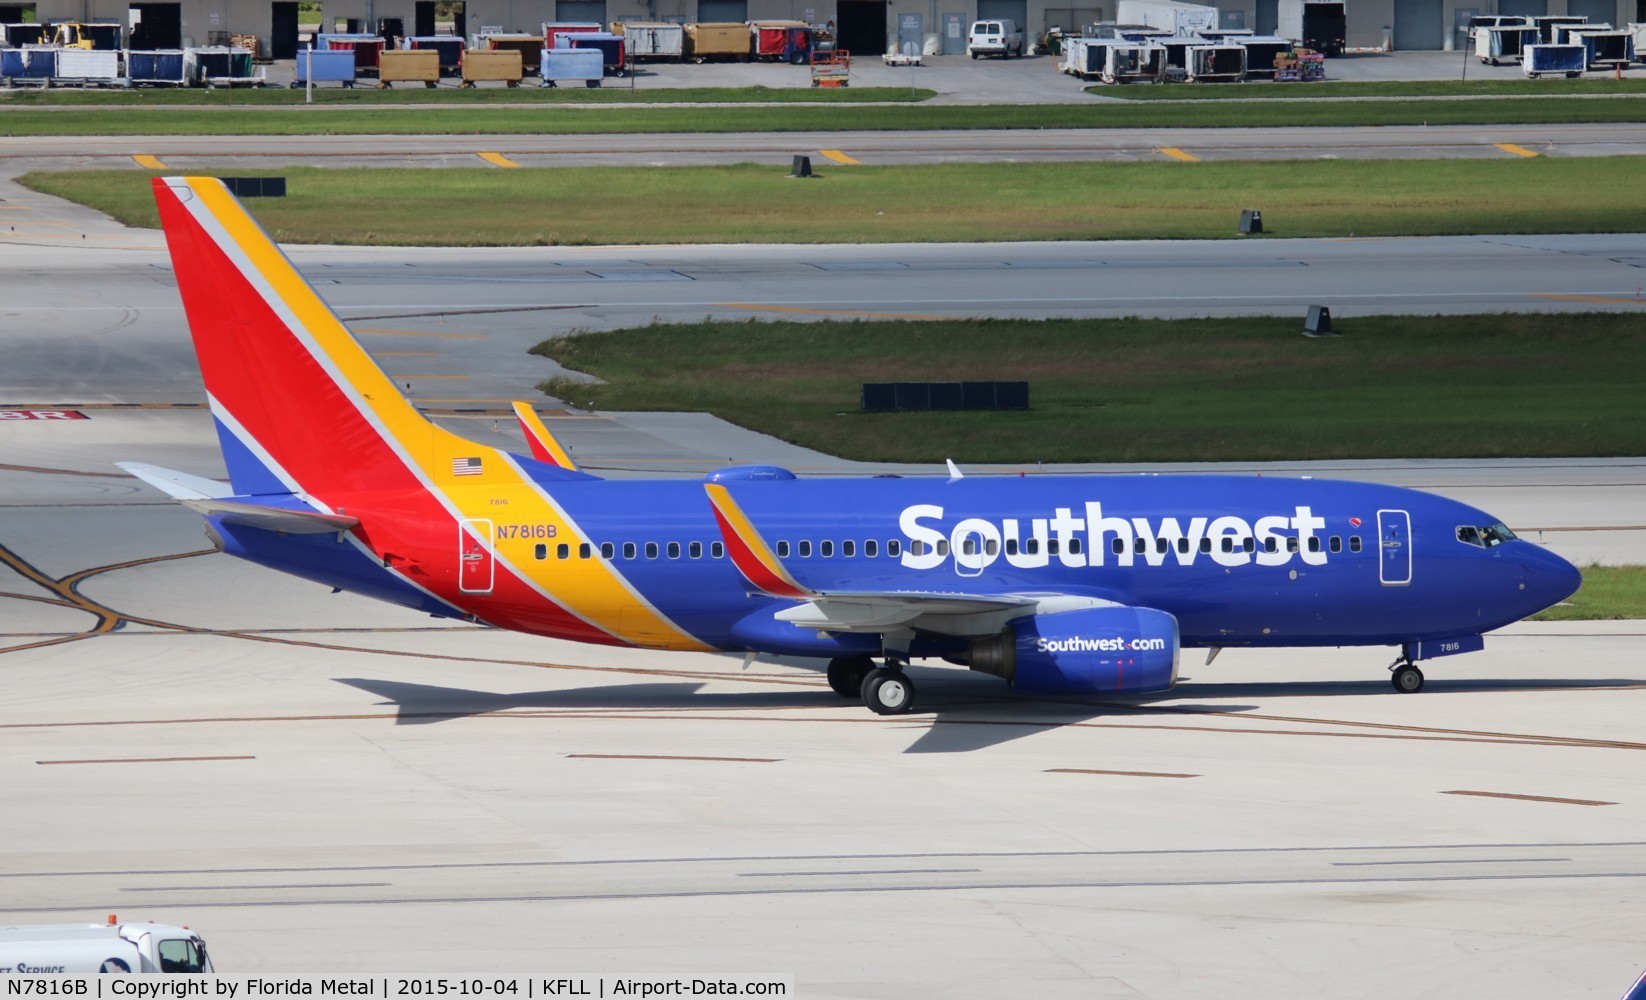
top-left (1377, 509), bottom-right (1411, 587)
top-left (459, 518), bottom-right (496, 594)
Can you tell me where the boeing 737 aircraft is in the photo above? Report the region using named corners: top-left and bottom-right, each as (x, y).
top-left (124, 177), bottom-right (1583, 715)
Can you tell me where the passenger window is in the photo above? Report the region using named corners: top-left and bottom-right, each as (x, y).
top-left (865, 540), bottom-right (877, 558)
top-left (1243, 537), bottom-right (1255, 553)
top-left (1265, 537), bottom-right (1277, 553)
top-left (799, 540), bottom-right (813, 558)
top-left (158, 939), bottom-right (203, 974)
top-left (711, 541), bottom-right (725, 559)
top-left (1157, 538), bottom-right (1168, 554)
top-left (622, 542), bottom-right (636, 560)
top-left (887, 539), bottom-right (901, 557)
top-left (1070, 538), bottom-right (1083, 555)
top-left (689, 541), bottom-right (702, 559)
top-left (534, 543), bottom-right (547, 560)
top-left (1329, 536), bottom-right (1342, 553)
top-left (579, 543), bottom-right (591, 559)
top-left (777, 540), bottom-right (790, 557)
top-left (1027, 538), bottom-right (1041, 555)
top-left (1221, 538), bottom-right (1233, 553)
top-left (843, 540), bottom-right (856, 558)
top-left (1006, 538), bottom-right (1019, 556)
top-left (985, 539), bottom-right (998, 556)
top-left (937, 540), bottom-right (949, 556)
top-left (962, 538), bottom-right (977, 556)
top-left (1287, 537), bottom-right (1299, 553)
top-left (557, 543), bottom-right (569, 559)
top-left (1177, 538), bottom-right (1189, 554)
top-left (602, 542), bottom-right (615, 559)
top-left (645, 542), bottom-right (658, 559)
top-left (1200, 538), bottom-right (1212, 553)
top-left (1307, 537), bottom-right (1321, 553)
top-left (1048, 539), bottom-right (1060, 555)
top-left (667, 541), bottom-right (680, 559)
top-left (1350, 536), bottom-right (1363, 552)
top-left (821, 540), bottom-right (834, 558)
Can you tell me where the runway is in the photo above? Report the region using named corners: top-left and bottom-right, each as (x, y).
top-left (7, 123), bottom-right (1646, 169)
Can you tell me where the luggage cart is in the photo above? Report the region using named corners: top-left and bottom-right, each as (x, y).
top-left (1186, 43), bottom-right (1245, 81)
top-left (1103, 42), bottom-right (1164, 83)
top-left (1522, 42), bottom-right (1585, 77)
top-left (294, 47), bottom-right (357, 87)
top-left (1476, 24), bottom-right (1536, 64)
top-left (540, 46), bottom-right (603, 86)
top-left (1, 45), bottom-right (55, 86)
top-left (184, 46), bottom-right (262, 86)
top-left (1061, 36), bottom-right (1110, 78)
top-left (127, 49), bottom-right (186, 86)
top-left (401, 36), bottom-right (464, 76)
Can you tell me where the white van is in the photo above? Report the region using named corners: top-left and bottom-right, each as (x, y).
top-left (968, 19), bottom-right (1025, 57)
top-left (0, 922), bottom-right (213, 974)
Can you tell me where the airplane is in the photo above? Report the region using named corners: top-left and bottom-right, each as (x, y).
top-left (122, 176), bottom-right (1583, 715)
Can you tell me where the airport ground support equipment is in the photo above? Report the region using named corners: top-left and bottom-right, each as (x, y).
top-left (1115, 0), bottom-right (1219, 35)
top-left (1277, 0), bottom-right (1345, 56)
top-left (1523, 41), bottom-right (1587, 77)
top-left (378, 47), bottom-right (439, 86)
top-left (810, 48), bottom-right (850, 85)
top-left (541, 46), bottom-right (603, 86)
top-left (1476, 24), bottom-right (1536, 64)
top-left (0, 921), bottom-right (212, 974)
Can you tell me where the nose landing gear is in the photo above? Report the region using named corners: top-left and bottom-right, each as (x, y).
top-left (1389, 656), bottom-right (1425, 693)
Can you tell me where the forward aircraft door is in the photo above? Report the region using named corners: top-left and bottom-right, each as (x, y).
top-left (459, 518), bottom-right (495, 594)
top-left (1377, 509), bottom-right (1411, 586)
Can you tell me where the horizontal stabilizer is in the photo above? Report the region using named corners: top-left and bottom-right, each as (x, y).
top-left (116, 461), bottom-right (232, 501)
top-left (179, 497), bottom-right (361, 535)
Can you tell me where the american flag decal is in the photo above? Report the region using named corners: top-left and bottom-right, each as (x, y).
top-left (452, 457), bottom-right (483, 477)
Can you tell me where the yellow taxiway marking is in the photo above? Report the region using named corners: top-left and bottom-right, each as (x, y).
top-left (375, 350), bottom-right (443, 358)
top-left (131, 154), bottom-right (167, 170)
top-left (478, 151), bottom-right (521, 168)
top-left (1526, 293), bottom-right (1646, 306)
top-left (353, 328), bottom-right (485, 339)
top-left (721, 302), bottom-right (954, 321)
top-left (1495, 142), bottom-right (1540, 158)
top-left (1159, 147), bottom-right (1200, 162)
top-left (390, 373), bottom-right (469, 380)
top-left (818, 149), bottom-right (861, 165)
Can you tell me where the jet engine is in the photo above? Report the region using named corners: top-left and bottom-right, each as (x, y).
top-left (968, 606), bottom-right (1180, 695)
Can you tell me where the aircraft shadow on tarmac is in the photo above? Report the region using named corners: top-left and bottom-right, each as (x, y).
top-left (332, 671), bottom-right (1638, 754)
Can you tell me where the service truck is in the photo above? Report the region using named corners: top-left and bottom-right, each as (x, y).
top-left (0, 921), bottom-right (213, 973)
top-left (1114, 0), bottom-right (1220, 36)
top-left (1277, 0), bottom-right (1346, 55)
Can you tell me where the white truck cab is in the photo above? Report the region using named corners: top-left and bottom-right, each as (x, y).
top-left (0, 921), bottom-right (213, 974)
top-left (968, 19), bottom-right (1025, 57)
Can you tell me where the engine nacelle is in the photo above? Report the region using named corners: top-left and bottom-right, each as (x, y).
top-left (968, 606), bottom-right (1180, 695)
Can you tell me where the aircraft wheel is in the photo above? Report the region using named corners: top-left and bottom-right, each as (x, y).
top-left (861, 668), bottom-right (916, 715)
top-left (1391, 663), bottom-right (1424, 693)
top-left (827, 656), bottom-right (874, 698)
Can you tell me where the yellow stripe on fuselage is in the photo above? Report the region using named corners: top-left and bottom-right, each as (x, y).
top-left (188, 178), bottom-right (705, 651)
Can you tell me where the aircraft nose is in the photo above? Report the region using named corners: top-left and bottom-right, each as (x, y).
top-left (1518, 544), bottom-right (1582, 614)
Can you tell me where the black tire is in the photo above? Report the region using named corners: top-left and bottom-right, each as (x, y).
top-left (861, 668), bottom-right (915, 715)
top-left (1391, 664), bottom-right (1425, 693)
top-left (970, 51), bottom-right (978, 59)
top-left (826, 656), bottom-right (873, 698)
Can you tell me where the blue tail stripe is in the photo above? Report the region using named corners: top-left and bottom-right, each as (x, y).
top-left (214, 415), bottom-right (291, 497)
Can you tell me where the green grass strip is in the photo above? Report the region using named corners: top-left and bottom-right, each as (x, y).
top-left (2, 96), bottom-right (1644, 135)
top-left (1530, 566), bottom-right (1646, 620)
top-left (24, 158), bottom-right (1646, 245)
top-left (533, 315), bottom-right (1646, 464)
top-left (0, 85), bottom-right (936, 106)
top-left (1094, 77), bottom-right (1646, 100)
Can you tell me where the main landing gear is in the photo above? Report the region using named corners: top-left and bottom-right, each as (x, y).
top-left (1389, 655), bottom-right (1425, 693)
top-left (826, 656), bottom-right (917, 715)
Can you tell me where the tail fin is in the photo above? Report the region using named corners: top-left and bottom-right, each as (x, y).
top-left (153, 176), bottom-right (587, 500)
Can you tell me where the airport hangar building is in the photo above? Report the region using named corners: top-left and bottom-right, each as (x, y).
top-left (4, 0), bottom-right (1640, 75)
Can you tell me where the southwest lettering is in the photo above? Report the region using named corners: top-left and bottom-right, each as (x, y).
top-left (901, 504), bottom-right (1330, 572)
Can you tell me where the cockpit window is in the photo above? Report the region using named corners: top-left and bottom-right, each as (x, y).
top-left (1457, 523), bottom-right (1517, 548)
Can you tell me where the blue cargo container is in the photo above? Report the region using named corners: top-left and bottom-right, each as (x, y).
top-left (540, 46), bottom-right (603, 86)
top-left (1, 46), bottom-right (56, 80)
top-left (127, 49), bottom-right (187, 85)
top-left (294, 48), bottom-right (357, 87)
top-left (565, 31), bottom-right (626, 74)
top-left (1522, 42), bottom-right (1586, 76)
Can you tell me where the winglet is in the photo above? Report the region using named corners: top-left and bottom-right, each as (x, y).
top-left (946, 458), bottom-right (964, 482)
top-left (512, 401), bottom-right (579, 471)
top-left (704, 483), bottom-right (814, 599)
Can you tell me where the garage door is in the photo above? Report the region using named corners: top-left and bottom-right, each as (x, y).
top-left (1497, 0), bottom-right (1546, 17)
top-left (1255, 0), bottom-right (1278, 35)
top-left (698, 0), bottom-right (747, 20)
top-left (1392, 0), bottom-right (1442, 49)
top-left (1565, 0), bottom-right (1614, 22)
top-left (837, 0), bottom-right (887, 54)
top-left (558, 0), bottom-right (606, 22)
top-left (976, 0), bottom-right (1027, 30)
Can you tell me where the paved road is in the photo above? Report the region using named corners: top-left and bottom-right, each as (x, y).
top-left (6, 123), bottom-right (1646, 169)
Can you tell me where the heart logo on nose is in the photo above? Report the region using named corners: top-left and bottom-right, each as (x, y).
top-left (1349, 517), bottom-right (1362, 528)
